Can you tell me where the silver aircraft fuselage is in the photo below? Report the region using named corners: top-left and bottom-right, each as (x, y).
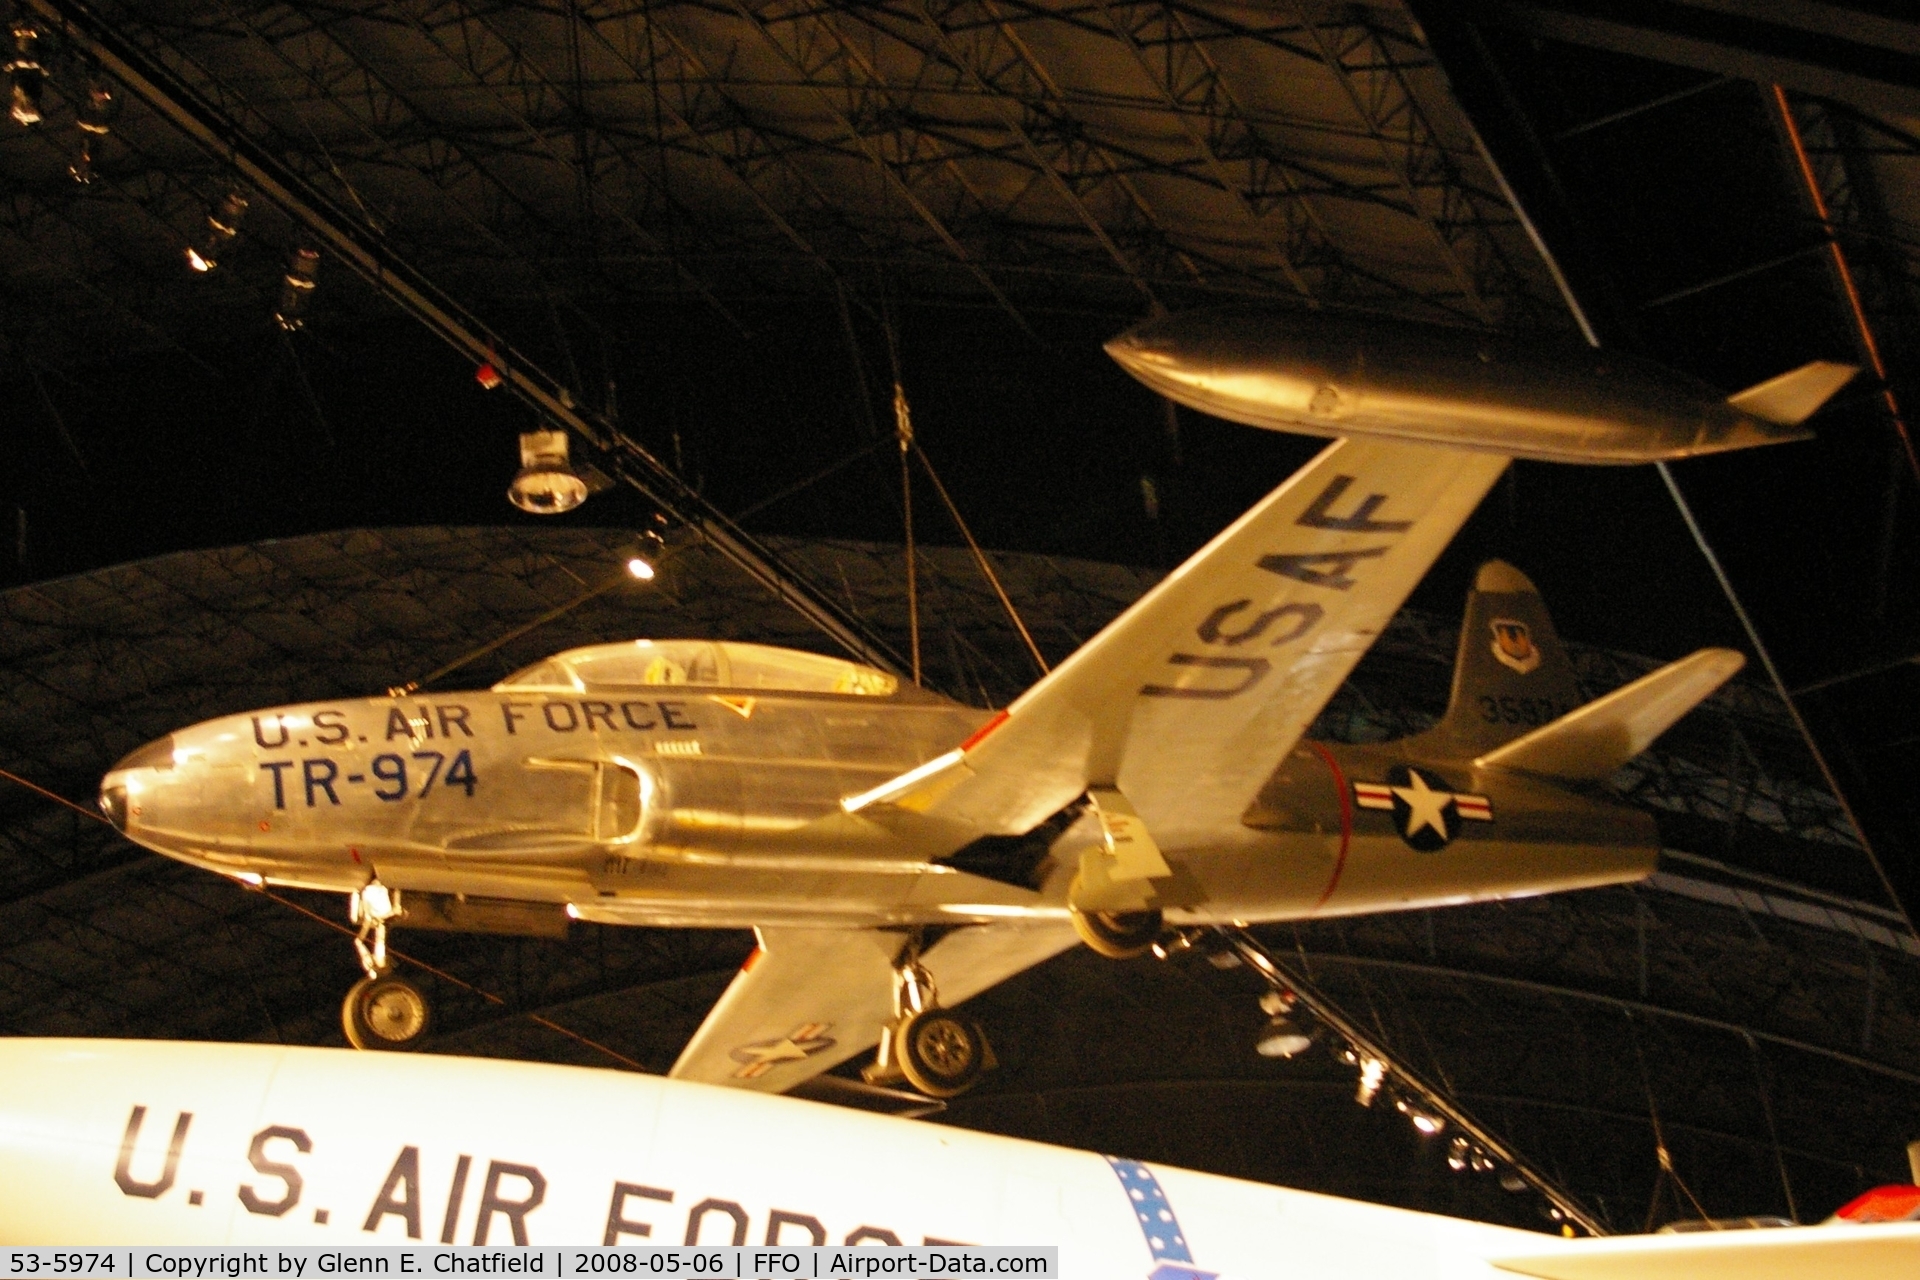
top-left (99, 639), bottom-right (1654, 935)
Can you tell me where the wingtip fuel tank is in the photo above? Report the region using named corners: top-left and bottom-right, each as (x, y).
top-left (1105, 308), bottom-right (1855, 465)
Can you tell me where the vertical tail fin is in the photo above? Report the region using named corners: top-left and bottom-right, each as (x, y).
top-left (1424, 561), bottom-right (1584, 757)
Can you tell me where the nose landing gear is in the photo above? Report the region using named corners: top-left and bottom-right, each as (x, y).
top-left (341, 881), bottom-right (431, 1052)
top-left (863, 954), bottom-right (992, 1098)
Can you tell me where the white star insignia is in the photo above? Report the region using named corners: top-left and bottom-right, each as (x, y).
top-left (1391, 770), bottom-right (1453, 839)
top-left (736, 1039), bottom-right (810, 1066)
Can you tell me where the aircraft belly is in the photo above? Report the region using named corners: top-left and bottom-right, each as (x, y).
top-left (1312, 834), bottom-right (1656, 917)
top-left (1157, 823), bottom-right (1655, 926)
top-left (579, 851), bottom-right (949, 924)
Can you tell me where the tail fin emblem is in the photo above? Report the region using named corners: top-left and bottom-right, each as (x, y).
top-left (1490, 619), bottom-right (1540, 674)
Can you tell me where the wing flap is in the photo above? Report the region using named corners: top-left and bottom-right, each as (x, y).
top-left (1492, 1223), bottom-right (1920, 1280)
top-left (1475, 648), bottom-right (1745, 781)
top-left (669, 922), bottom-right (1079, 1093)
top-left (875, 439), bottom-right (1507, 847)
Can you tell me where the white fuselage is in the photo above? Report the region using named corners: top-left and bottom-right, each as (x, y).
top-left (0, 1036), bottom-right (1537, 1273)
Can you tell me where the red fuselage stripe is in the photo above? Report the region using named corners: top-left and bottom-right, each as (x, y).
top-left (1306, 741), bottom-right (1352, 913)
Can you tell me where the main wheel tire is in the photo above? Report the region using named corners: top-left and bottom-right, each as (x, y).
top-left (895, 1009), bottom-right (988, 1098)
top-left (342, 974), bottom-right (431, 1051)
top-left (1071, 903), bottom-right (1164, 960)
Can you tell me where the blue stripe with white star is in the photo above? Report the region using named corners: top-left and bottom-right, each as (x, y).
top-left (1104, 1156), bottom-right (1216, 1280)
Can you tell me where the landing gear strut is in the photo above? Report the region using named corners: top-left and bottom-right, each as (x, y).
top-left (864, 952), bottom-right (991, 1098)
top-left (341, 881), bottom-right (430, 1052)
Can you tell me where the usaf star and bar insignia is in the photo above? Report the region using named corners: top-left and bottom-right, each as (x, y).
top-left (1354, 765), bottom-right (1492, 852)
top-left (729, 1022), bottom-right (836, 1078)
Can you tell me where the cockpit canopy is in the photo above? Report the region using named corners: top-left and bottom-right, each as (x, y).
top-left (495, 640), bottom-right (901, 697)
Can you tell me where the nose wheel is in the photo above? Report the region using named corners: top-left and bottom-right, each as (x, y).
top-left (864, 952), bottom-right (992, 1098)
top-left (343, 973), bottom-right (431, 1050)
top-left (340, 880), bottom-right (431, 1052)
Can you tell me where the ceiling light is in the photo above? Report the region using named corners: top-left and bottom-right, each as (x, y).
top-left (1395, 1096), bottom-right (1446, 1136)
top-left (6, 25), bottom-right (43, 127)
top-left (275, 246), bottom-right (321, 329)
top-left (1355, 1055), bottom-right (1386, 1107)
top-left (185, 190), bottom-right (248, 273)
top-left (508, 429), bottom-right (588, 514)
top-left (626, 557), bottom-right (655, 581)
top-left (1254, 1013), bottom-right (1313, 1059)
top-left (69, 74), bottom-right (119, 183)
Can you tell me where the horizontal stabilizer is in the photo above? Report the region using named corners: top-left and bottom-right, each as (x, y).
top-left (1476, 648), bottom-right (1744, 781)
top-left (1493, 1222), bottom-right (1920, 1280)
top-left (1728, 360), bottom-right (1856, 426)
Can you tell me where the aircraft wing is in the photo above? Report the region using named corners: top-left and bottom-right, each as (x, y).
top-left (1490, 1222), bottom-right (1920, 1280)
top-left (849, 439), bottom-right (1509, 847)
top-left (669, 921), bottom-right (1079, 1092)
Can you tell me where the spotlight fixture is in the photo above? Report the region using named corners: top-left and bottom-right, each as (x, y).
top-left (185, 190), bottom-right (249, 272)
top-left (475, 358), bottom-right (503, 390)
top-left (624, 523), bottom-right (667, 580)
top-left (1394, 1096), bottom-right (1447, 1137)
top-left (1354, 1055), bottom-right (1387, 1107)
top-left (1448, 1136), bottom-right (1471, 1172)
top-left (1253, 988), bottom-right (1314, 1058)
top-left (1254, 1013), bottom-right (1314, 1059)
top-left (68, 73), bottom-right (119, 183)
top-left (275, 246), bottom-right (321, 329)
top-left (6, 24), bottom-right (43, 127)
top-left (507, 429), bottom-right (589, 514)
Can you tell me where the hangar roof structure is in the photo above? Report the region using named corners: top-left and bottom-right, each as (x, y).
top-left (2, 0), bottom-right (1920, 1237)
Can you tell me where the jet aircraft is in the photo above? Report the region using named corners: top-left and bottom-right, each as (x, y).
top-left (2, 1037), bottom-right (1917, 1275)
top-left (97, 312), bottom-right (1846, 1099)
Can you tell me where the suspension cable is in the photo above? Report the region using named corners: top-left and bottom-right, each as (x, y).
top-left (912, 442), bottom-right (1049, 679)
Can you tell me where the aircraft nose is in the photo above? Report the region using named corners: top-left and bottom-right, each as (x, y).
top-left (99, 734), bottom-right (174, 832)
top-left (99, 783), bottom-right (128, 831)
top-left (111, 734), bottom-right (177, 774)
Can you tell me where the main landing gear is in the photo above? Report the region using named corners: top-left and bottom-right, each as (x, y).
top-left (1067, 872), bottom-right (1164, 959)
top-left (864, 952), bottom-right (993, 1098)
top-left (341, 881), bottom-right (431, 1052)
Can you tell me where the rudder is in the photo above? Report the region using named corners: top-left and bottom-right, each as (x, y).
top-left (1424, 561), bottom-right (1584, 757)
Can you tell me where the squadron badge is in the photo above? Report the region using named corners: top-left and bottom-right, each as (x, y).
top-left (730, 1022), bottom-right (835, 1079)
top-left (1489, 618), bottom-right (1540, 674)
top-left (1355, 766), bottom-right (1492, 852)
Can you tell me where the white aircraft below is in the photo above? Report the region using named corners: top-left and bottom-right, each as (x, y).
top-left (0, 1038), bottom-right (1914, 1278)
